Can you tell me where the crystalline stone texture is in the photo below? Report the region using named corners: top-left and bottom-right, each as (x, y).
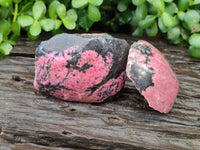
top-left (34, 33), bottom-right (129, 103)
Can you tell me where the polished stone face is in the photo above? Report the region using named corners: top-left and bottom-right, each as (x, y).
top-left (34, 33), bottom-right (129, 103)
top-left (126, 40), bottom-right (179, 113)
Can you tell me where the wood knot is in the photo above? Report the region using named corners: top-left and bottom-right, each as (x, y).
top-left (70, 108), bottom-right (76, 112)
top-left (12, 75), bottom-right (22, 82)
top-left (62, 131), bottom-right (72, 136)
top-left (103, 116), bottom-right (125, 125)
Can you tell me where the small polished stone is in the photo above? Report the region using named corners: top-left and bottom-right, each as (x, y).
top-left (126, 40), bottom-right (179, 113)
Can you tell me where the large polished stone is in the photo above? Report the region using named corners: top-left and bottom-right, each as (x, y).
top-left (34, 33), bottom-right (129, 102)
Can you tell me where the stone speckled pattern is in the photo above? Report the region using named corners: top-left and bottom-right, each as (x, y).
top-left (126, 40), bottom-right (179, 113)
top-left (34, 33), bottom-right (129, 102)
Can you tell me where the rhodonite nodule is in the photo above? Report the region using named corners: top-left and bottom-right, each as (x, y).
top-left (126, 40), bottom-right (179, 113)
top-left (34, 33), bottom-right (129, 103)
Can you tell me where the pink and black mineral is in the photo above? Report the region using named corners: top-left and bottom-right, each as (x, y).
top-left (126, 40), bottom-right (179, 113)
top-left (34, 33), bottom-right (129, 103)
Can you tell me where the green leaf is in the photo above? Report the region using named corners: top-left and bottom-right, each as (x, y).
top-left (48, 0), bottom-right (60, 19)
top-left (177, 11), bottom-right (185, 21)
top-left (164, 0), bottom-right (173, 2)
top-left (136, 3), bottom-right (147, 20)
top-left (40, 18), bottom-right (55, 32)
top-left (54, 19), bottom-right (62, 30)
top-left (178, 0), bottom-right (189, 11)
top-left (0, 33), bottom-right (3, 43)
top-left (147, 0), bottom-right (165, 13)
top-left (131, 0), bottom-right (146, 6)
top-left (0, 19), bottom-right (10, 37)
top-left (158, 17), bottom-right (168, 33)
top-left (161, 12), bottom-right (176, 28)
top-left (12, 21), bottom-right (21, 35)
top-left (189, 33), bottom-right (200, 48)
top-left (88, 4), bottom-right (101, 22)
top-left (130, 11), bottom-right (139, 26)
top-left (138, 15), bottom-right (156, 29)
top-left (0, 42), bottom-right (13, 55)
top-left (17, 15), bottom-right (34, 27)
top-left (146, 21), bottom-right (158, 37)
top-left (148, 3), bottom-right (158, 15)
top-left (122, 10), bottom-right (133, 23)
top-left (13, 0), bottom-right (22, 4)
top-left (165, 3), bottom-right (178, 15)
top-left (167, 26), bottom-right (180, 40)
top-left (32, 1), bottom-right (46, 20)
top-left (18, 2), bottom-right (34, 15)
top-left (183, 10), bottom-right (200, 30)
top-left (174, 15), bottom-right (180, 26)
top-left (59, 0), bottom-right (70, 5)
top-left (66, 9), bottom-right (78, 21)
top-left (52, 28), bottom-right (64, 35)
top-left (29, 21), bottom-right (41, 37)
top-left (28, 31), bottom-right (39, 40)
top-left (9, 33), bottom-right (20, 45)
top-left (169, 37), bottom-right (185, 46)
top-left (63, 18), bottom-right (76, 30)
top-left (132, 27), bottom-right (143, 37)
top-left (188, 46), bottom-right (200, 59)
top-left (0, 0), bottom-right (12, 7)
top-left (194, 0), bottom-right (200, 5)
top-left (180, 27), bottom-right (189, 40)
top-left (0, 6), bottom-right (9, 19)
top-left (72, 0), bottom-right (88, 8)
top-left (88, 0), bottom-right (103, 6)
top-left (191, 24), bottom-right (200, 33)
top-left (189, 0), bottom-right (194, 5)
top-left (78, 9), bottom-right (93, 32)
top-left (117, 0), bottom-right (130, 12)
top-left (56, 3), bottom-right (66, 19)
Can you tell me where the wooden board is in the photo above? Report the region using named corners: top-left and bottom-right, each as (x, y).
top-left (0, 34), bottom-right (200, 150)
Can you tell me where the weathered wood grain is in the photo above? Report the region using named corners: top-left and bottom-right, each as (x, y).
top-left (0, 34), bottom-right (200, 150)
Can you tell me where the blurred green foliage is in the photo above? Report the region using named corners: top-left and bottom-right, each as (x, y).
top-left (0, 0), bottom-right (200, 58)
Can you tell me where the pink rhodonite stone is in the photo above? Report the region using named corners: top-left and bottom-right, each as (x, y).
top-left (34, 33), bottom-right (129, 102)
top-left (126, 40), bottom-right (179, 113)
